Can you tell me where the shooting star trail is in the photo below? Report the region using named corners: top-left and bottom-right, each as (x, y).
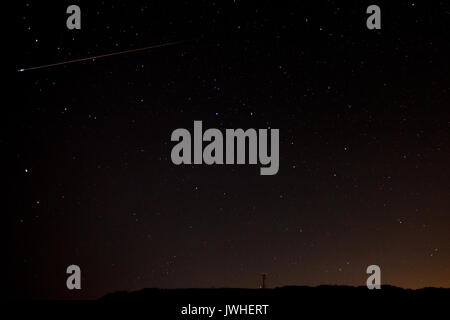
top-left (17, 40), bottom-right (188, 72)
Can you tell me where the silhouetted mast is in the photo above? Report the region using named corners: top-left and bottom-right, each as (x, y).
top-left (260, 273), bottom-right (268, 289)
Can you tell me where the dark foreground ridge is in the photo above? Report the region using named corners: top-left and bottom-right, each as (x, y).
top-left (12, 285), bottom-right (450, 318)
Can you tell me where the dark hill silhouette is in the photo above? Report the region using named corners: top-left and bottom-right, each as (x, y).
top-left (8, 285), bottom-right (450, 319)
top-left (11, 285), bottom-right (448, 318)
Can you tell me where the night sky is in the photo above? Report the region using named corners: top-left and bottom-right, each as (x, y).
top-left (9, 1), bottom-right (450, 299)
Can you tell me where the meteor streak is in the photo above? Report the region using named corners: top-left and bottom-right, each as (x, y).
top-left (17, 40), bottom-right (187, 72)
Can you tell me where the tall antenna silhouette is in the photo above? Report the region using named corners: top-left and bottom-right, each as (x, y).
top-left (260, 273), bottom-right (268, 289)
